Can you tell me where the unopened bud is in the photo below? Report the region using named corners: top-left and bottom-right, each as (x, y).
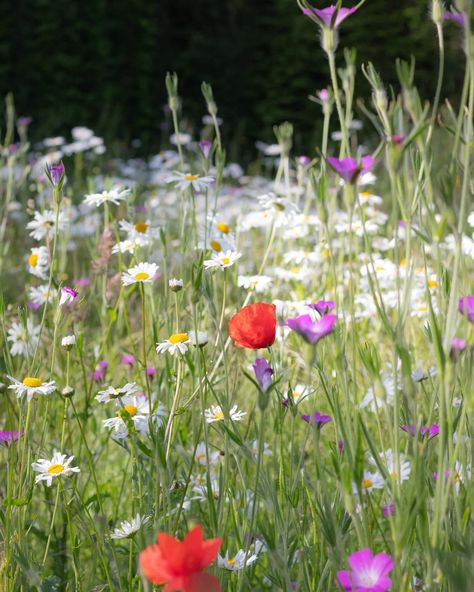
top-left (169, 278), bottom-right (184, 292)
top-left (62, 385), bottom-right (75, 398)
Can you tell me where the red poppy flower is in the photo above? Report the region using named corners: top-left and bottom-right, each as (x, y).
top-left (229, 302), bottom-right (276, 349)
top-left (140, 525), bottom-right (222, 592)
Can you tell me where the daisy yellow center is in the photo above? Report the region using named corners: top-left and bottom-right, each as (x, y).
top-left (47, 464), bottom-right (64, 475)
top-left (362, 479), bottom-right (373, 489)
top-left (322, 248), bottom-right (330, 258)
top-left (213, 411), bottom-right (224, 420)
top-left (360, 191), bottom-right (371, 199)
top-left (400, 258), bottom-right (408, 266)
top-left (293, 391), bottom-right (302, 399)
top-left (210, 240), bottom-right (222, 252)
top-left (216, 222), bottom-right (230, 234)
top-left (227, 559), bottom-right (236, 566)
top-left (28, 253), bottom-right (38, 267)
top-left (169, 333), bottom-right (189, 344)
top-left (196, 453), bottom-right (206, 462)
top-left (184, 174), bottom-right (199, 181)
top-left (135, 222), bottom-right (148, 233)
top-left (123, 404), bottom-right (138, 417)
top-left (22, 377), bottom-right (42, 387)
top-left (389, 471), bottom-right (398, 480)
top-left (291, 267), bottom-right (300, 274)
top-left (428, 279), bottom-right (438, 288)
top-left (134, 272), bottom-right (150, 281)
top-left (221, 257), bottom-right (231, 265)
top-left (418, 305), bottom-right (427, 312)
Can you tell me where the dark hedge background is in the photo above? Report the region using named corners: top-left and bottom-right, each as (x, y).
top-left (0, 0), bottom-right (466, 156)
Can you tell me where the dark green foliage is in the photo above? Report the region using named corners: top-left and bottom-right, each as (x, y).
top-left (0, 0), bottom-right (465, 156)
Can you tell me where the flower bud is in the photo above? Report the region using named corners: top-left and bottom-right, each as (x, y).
top-left (61, 335), bottom-right (76, 350)
top-left (62, 385), bottom-right (75, 398)
top-left (169, 278), bottom-right (184, 292)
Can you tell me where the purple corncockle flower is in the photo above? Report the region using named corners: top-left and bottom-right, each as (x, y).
top-left (382, 501), bottom-right (395, 517)
top-left (0, 430), bottom-right (23, 446)
top-left (303, 5), bottom-right (357, 29)
top-left (146, 366), bottom-right (156, 380)
top-left (287, 314), bottom-right (337, 344)
top-left (17, 116), bottom-right (32, 127)
top-left (76, 277), bottom-right (91, 287)
top-left (327, 155), bottom-right (375, 184)
top-left (91, 360), bottom-right (108, 382)
top-left (301, 411), bottom-right (332, 429)
top-left (318, 88), bottom-right (330, 102)
top-left (297, 155), bottom-right (312, 167)
top-left (459, 296), bottom-right (474, 322)
top-left (432, 469), bottom-right (451, 481)
top-left (48, 163), bottom-right (64, 187)
top-left (307, 300), bottom-right (335, 315)
top-left (390, 134), bottom-right (405, 145)
top-left (444, 9), bottom-right (466, 26)
top-left (338, 439), bottom-right (344, 454)
top-left (121, 354), bottom-right (136, 367)
top-left (451, 337), bottom-right (466, 360)
top-left (252, 358), bottom-right (273, 392)
top-left (401, 423), bottom-right (439, 440)
top-left (28, 301), bottom-right (41, 311)
top-left (60, 286), bottom-right (79, 306)
top-left (337, 548), bottom-right (394, 592)
top-left (199, 140), bottom-right (212, 158)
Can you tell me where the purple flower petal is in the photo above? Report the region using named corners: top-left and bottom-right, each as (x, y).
top-left (252, 357), bottom-right (273, 392)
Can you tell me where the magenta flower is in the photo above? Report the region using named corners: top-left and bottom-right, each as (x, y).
top-left (327, 155), bottom-right (375, 184)
top-left (337, 548), bottom-right (394, 592)
top-left (199, 139), bottom-right (212, 158)
top-left (121, 353), bottom-right (136, 367)
top-left (301, 411), bottom-right (332, 429)
top-left (287, 313), bottom-right (337, 344)
top-left (303, 5), bottom-right (357, 29)
top-left (0, 430), bottom-right (23, 446)
top-left (401, 423), bottom-right (439, 440)
top-left (76, 277), bottom-right (91, 287)
top-left (60, 286), bottom-right (79, 306)
top-left (307, 300), bottom-right (335, 315)
top-left (146, 366), bottom-right (156, 380)
top-left (48, 163), bottom-right (65, 187)
top-left (451, 337), bottom-right (466, 360)
top-left (444, 9), bottom-right (465, 26)
top-left (390, 134), bottom-right (405, 145)
top-left (252, 358), bottom-right (273, 392)
top-left (459, 296), bottom-right (474, 322)
top-left (382, 501), bottom-right (395, 517)
top-left (17, 116), bottom-right (32, 127)
top-left (297, 155), bottom-right (312, 167)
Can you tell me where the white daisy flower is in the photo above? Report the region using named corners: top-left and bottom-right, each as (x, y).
top-left (359, 374), bottom-right (400, 412)
top-left (218, 549), bottom-right (260, 571)
top-left (156, 333), bottom-right (191, 356)
top-left (194, 442), bottom-right (221, 467)
top-left (71, 126), bottom-right (94, 141)
top-left (199, 219), bottom-right (236, 253)
top-left (84, 186), bottom-right (131, 207)
top-left (238, 275), bottom-right (273, 293)
top-left (26, 210), bottom-right (67, 241)
top-left (112, 239), bottom-right (142, 254)
top-left (110, 514), bottom-right (150, 540)
top-left (8, 376), bottom-right (56, 401)
top-left (204, 405), bottom-right (247, 424)
top-left (352, 470), bottom-right (385, 493)
top-left (29, 285), bottom-right (56, 307)
top-left (96, 382), bottom-right (140, 404)
top-left (121, 262), bottom-right (159, 286)
top-left (27, 246), bottom-right (49, 279)
top-left (32, 451), bottom-right (80, 486)
top-left (369, 449), bottom-right (411, 483)
top-left (61, 335), bottom-right (76, 348)
top-left (203, 250), bottom-right (241, 270)
top-left (166, 171), bottom-right (214, 192)
top-left (117, 219), bottom-right (159, 246)
top-left (7, 319), bottom-right (41, 357)
top-left (169, 278), bottom-right (184, 291)
top-left (103, 395), bottom-right (165, 440)
top-left (188, 330), bottom-right (209, 346)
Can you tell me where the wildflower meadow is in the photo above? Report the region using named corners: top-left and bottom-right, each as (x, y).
top-left (2, 1), bottom-right (474, 590)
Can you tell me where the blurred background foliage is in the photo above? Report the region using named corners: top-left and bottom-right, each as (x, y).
top-left (0, 0), bottom-right (466, 157)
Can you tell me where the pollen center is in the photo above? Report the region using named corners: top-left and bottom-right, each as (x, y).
top-left (221, 257), bottom-right (231, 265)
top-left (47, 464), bottom-right (64, 475)
top-left (389, 472), bottom-right (398, 480)
top-left (135, 222), bottom-right (148, 233)
top-left (28, 253), bottom-right (38, 267)
top-left (134, 272), bottom-right (150, 281)
top-left (23, 377), bottom-right (42, 387)
top-left (123, 404), bottom-right (138, 416)
top-left (184, 174), bottom-right (199, 181)
top-left (428, 279), bottom-right (438, 288)
top-left (227, 559), bottom-right (236, 566)
top-left (362, 479), bottom-right (373, 489)
top-left (169, 333), bottom-right (189, 344)
top-left (213, 411), bottom-right (224, 420)
top-left (210, 240), bottom-right (222, 252)
top-left (216, 222), bottom-right (230, 234)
